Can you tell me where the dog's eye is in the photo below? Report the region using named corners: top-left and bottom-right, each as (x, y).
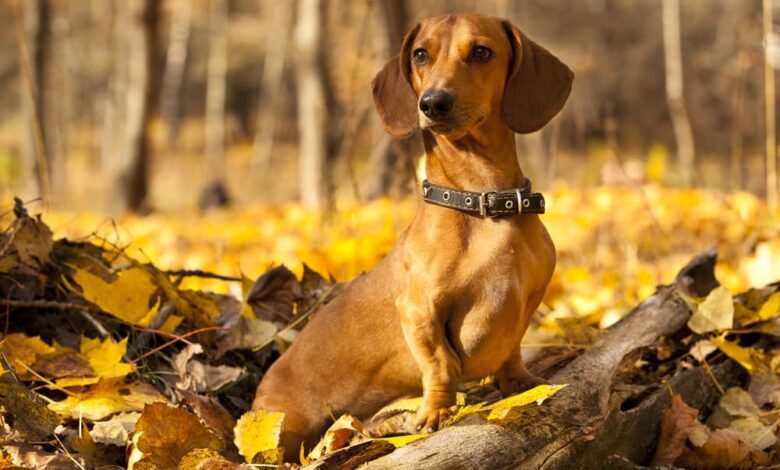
top-left (471, 46), bottom-right (493, 63)
top-left (413, 48), bottom-right (430, 65)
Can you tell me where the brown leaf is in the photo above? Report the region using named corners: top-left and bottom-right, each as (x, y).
top-left (172, 344), bottom-right (243, 392)
top-left (651, 394), bottom-right (699, 465)
top-left (245, 265), bottom-right (302, 323)
top-left (177, 390), bottom-right (236, 444)
top-left (34, 351), bottom-right (95, 379)
top-left (298, 264), bottom-right (332, 313)
top-left (215, 317), bottom-right (278, 358)
top-left (748, 369), bottom-right (780, 407)
top-left (676, 428), bottom-right (769, 469)
top-left (135, 403), bottom-right (223, 469)
top-left (308, 414), bottom-right (363, 461)
top-left (2, 444), bottom-right (79, 469)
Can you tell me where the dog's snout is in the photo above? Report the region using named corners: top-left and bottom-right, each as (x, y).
top-left (419, 89), bottom-right (454, 119)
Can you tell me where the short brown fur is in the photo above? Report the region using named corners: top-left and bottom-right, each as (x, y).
top-left (253, 13), bottom-right (572, 462)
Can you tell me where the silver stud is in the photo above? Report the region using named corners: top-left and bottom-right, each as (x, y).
top-left (540, 199), bottom-right (545, 207)
top-left (505, 200), bottom-right (513, 209)
top-left (523, 199), bottom-right (530, 208)
top-left (465, 196), bottom-right (473, 205)
top-left (443, 191), bottom-right (450, 201)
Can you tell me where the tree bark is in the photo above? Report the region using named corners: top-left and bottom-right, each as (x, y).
top-left (115, 0), bottom-right (162, 213)
top-left (251, 0), bottom-right (294, 172)
top-left (361, 251), bottom-right (740, 469)
top-left (662, 0), bottom-right (695, 186)
top-left (18, 0), bottom-right (52, 201)
top-left (763, 0), bottom-right (777, 209)
top-left (160, 0), bottom-right (192, 147)
top-left (204, 0), bottom-right (229, 188)
top-left (294, 0), bottom-right (331, 209)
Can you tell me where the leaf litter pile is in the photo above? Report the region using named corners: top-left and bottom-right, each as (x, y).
top-left (0, 185), bottom-right (778, 468)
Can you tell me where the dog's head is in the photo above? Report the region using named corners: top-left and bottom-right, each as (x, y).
top-left (372, 13), bottom-right (573, 138)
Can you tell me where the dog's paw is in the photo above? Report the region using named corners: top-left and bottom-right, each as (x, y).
top-left (414, 403), bottom-right (458, 434)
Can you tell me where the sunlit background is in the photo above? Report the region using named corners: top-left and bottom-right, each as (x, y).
top-left (2, 0), bottom-right (780, 329)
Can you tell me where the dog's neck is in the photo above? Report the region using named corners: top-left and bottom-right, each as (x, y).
top-left (422, 121), bottom-right (525, 192)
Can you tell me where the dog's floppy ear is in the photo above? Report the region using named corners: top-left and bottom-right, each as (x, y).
top-left (372, 24), bottom-right (420, 138)
top-left (501, 21), bottom-right (573, 134)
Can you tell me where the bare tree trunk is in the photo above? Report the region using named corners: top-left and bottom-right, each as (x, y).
top-left (294, 0), bottom-right (330, 209)
top-left (251, 0), bottom-right (294, 172)
top-left (17, 0), bottom-right (52, 201)
top-left (364, 0), bottom-right (421, 200)
top-left (204, 0), bottom-right (228, 187)
top-left (764, 0), bottom-right (777, 209)
top-left (661, 0), bottom-right (695, 186)
top-left (160, 0), bottom-right (192, 147)
top-left (114, 0), bottom-right (162, 213)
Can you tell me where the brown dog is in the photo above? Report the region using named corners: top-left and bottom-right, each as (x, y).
top-left (253, 13), bottom-right (572, 461)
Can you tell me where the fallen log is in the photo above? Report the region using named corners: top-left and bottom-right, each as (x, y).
top-left (364, 250), bottom-right (744, 469)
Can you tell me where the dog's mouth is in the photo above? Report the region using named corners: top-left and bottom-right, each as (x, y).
top-left (419, 112), bottom-right (481, 135)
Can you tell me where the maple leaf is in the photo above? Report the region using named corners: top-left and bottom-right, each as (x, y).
top-left (0, 333), bottom-right (54, 379)
top-left (68, 265), bottom-right (161, 327)
top-left (54, 336), bottom-right (134, 388)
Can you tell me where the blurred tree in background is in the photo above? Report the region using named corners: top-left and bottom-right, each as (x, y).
top-left (0, 0), bottom-right (777, 213)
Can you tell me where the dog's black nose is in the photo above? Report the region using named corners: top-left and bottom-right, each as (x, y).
top-left (419, 89), bottom-right (454, 119)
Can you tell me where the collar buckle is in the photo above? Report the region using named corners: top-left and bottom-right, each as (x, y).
top-left (479, 192), bottom-right (497, 217)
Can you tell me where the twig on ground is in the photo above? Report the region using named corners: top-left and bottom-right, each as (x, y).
top-left (165, 269), bottom-right (242, 282)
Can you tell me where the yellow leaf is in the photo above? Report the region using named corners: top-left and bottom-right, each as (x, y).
top-left (49, 379), bottom-right (165, 420)
top-left (712, 335), bottom-right (769, 374)
top-left (688, 286), bottom-right (734, 334)
top-left (757, 292), bottom-right (780, 322)
top-left (234, 409), bottom-right (284, 464)
top-left (441, 403), bottom-right (487, 427)
top-left (485, 384), bottom-right (568, 420)
top-left (0, 333), bottom-right (54, 378)
top-left (70, 266), bottom-right (160, 327)
top-left (81, 336), bottom-right (134, 380)
top-left (380, 434), bottom-right (427, 447)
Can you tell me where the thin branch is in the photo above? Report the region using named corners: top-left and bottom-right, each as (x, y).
top-left (165, 269), bottom-right (241, 282)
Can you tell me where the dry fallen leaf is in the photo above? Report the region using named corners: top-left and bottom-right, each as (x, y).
top-left (748, 369), bottom-right (780, 407)
top-left (172, 343), bottom-right (243, 392)
top-left (49, 378), bottom-right (165, 420)
top-left (719, 387), bottom-right (761, 418)
top-left (233, 409), bottom-right (284, 465)
top-left (68, 265), bottom-right (161, 327)
top-left (176, 390), bottom-right (236, 445)
top-left (727, 416), bottom-right (777, 450)
top-left (651, 394), bottom-right (699, 466)
top-left (308, 414), bottom-right (362, 461)
top-left (54, 336), bottom-right (134, 388)
top-left (688, 286), bottom-right (734, 334)
top-left (677, 428), bottom-right (769, 469)
top-left (90, 411), bottom-right (141, 446)
top-left (215, 316), bottom-right (278, 358)
top-left (0, 334), bottom-right (55, 378)
top-left (245, 265), bottom-right (302, 323)
top-left (135, 403), bottom-right (224, 469)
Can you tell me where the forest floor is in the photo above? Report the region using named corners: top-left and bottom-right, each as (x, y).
top-left (1, 184), bottom-right (779, 468)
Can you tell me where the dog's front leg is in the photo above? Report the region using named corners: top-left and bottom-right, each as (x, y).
top-left (396, 284), bottom-right (462, 433)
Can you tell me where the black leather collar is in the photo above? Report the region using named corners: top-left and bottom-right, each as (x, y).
top-left (421, 179), bottom-right (545, 217)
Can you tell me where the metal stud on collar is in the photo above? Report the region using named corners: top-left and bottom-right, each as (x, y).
top-left (442, 191), bottom-right (451, 201)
